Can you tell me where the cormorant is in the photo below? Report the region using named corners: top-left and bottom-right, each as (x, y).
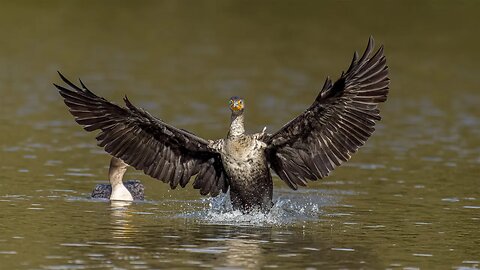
top-left (91, 157), bottom-right (145, 201)
top-left (55, 37), bottom-right (389, 213)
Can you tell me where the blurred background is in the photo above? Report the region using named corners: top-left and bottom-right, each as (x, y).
top-left (0, 1), bottom-right (478, 269)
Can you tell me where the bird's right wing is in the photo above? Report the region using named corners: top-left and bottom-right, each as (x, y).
top-left (55, 72), bottom-right (228, 196)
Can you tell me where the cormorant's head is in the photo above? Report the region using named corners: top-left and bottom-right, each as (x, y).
top-left (229, 96), bottom-right (244, 114)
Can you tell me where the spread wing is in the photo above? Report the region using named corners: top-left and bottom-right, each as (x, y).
top-left (263, 37), bottom-right (389, 190)
top-left (55, 72), bottom-right (229, 196)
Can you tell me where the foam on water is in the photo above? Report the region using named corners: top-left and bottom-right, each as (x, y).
top-left (180, 190), bottom-right (335, 226)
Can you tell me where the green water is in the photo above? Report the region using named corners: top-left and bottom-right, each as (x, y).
top-left (0, 1), bottom-right (479, 269)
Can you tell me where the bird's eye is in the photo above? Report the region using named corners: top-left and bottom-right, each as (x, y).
top-left (229, 100), bottom-right (233, 105)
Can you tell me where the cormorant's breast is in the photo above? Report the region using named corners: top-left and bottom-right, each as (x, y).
top-left (221, 135), bottom-right (273, 212)
top-left (222, 135), bottom-right (267, 176)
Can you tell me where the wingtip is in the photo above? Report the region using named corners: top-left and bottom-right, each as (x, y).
top-left (123, 95), bottom-right (134, 108)
top-left (323, 76), bottom-right (331, 87)
top-left (78, 78), bottom-right (87, 89)
top-left (57, 71), bottom-right (67, 81)
top-left (368, 36), bottom-right (376, 50)
top-left (366, 36), bottom-right (374, 52)
top-left (53, 83), bottom-right (62, 90)
top-left (368, 36), bottom-right (386, 55)
top-left (377, 44), bottom-right (385, 57)
top-left (356, 36), bottom-right (375, 65)
top-left (345, 51), bottom-right (360, 75)
top-left (368, 35), bottom-right (375, 44)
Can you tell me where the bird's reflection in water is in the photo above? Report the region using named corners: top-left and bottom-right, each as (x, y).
top-left (109, 201), bottom-right (137, 240)
top-left (223, 238), bottom-right (262, 269)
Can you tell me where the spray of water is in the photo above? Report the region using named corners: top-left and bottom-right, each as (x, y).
top-left (180, 190), bottom-right (336, 226)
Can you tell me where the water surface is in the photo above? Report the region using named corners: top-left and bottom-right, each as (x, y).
top-left (0, 1), bottom-right (479, 269)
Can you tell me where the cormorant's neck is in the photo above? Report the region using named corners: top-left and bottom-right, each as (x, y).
top-left (108, 159), bottom-right (132, 201)
top-left (228, 112), bottom-right (245, 138)
top-left (109, 165), bottom-right (127, 188)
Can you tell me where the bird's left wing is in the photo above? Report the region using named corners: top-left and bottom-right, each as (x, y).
top-left (262, 37), bottom-right (389, 190)
top-left (55, 72), bottom-right (228, 196)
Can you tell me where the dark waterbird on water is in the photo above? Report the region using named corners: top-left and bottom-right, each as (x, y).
top-left (55, 37), bottom-right (389, 213)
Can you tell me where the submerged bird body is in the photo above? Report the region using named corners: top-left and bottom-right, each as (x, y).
top-left (56, 37), bottom-right (389, 213)
top-left (92, 180), bottom-right (145, 201)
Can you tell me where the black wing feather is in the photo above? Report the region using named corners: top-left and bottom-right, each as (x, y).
top-left (264, 37), bottom-right (389, 190)
top-left (55, 73), bottom-right (229, 196)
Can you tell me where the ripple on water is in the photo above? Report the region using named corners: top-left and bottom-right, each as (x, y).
top-left (442, 197), bottom-right (460, 202)
top-left (413, 253), bottom-right (433, 257)
top-left (45, 160), bottom-right (63, 166)
top-left (64, 172), bottom-right (95, 177)
top-left (60, 243), bottom-right (92, 247)
top-left (0, 251), bottom-right (17, 255)
top-left (331, 247), bottom-right (355, 252)
top-left (104, 245), bottom-right (144, 250)
top-left (463, 205), bottom-right (480, 209)
top-left (175, 246), bottom-right (227, 254)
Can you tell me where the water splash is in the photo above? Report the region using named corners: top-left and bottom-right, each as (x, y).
top-left (64, 189), bottom-right (336, 226)
top-left (180, 190), bottom-right (335, 226)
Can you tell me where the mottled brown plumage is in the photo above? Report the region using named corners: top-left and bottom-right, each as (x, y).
top-left (55, 37), bottom-right (389, 213)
